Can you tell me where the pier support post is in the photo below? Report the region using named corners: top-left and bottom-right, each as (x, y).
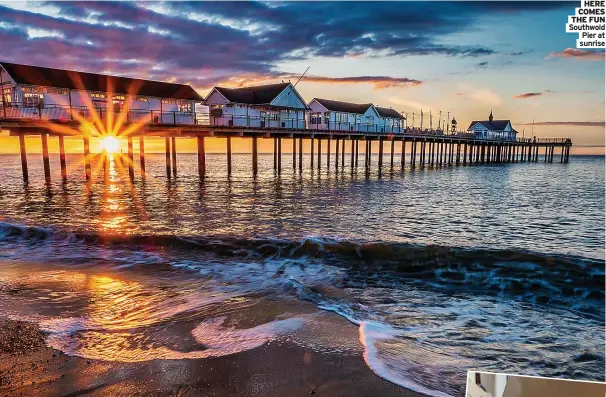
top-left (18, 134), bottom-right (28, 183)
top-left (366, 140), bottom-right (372, 172)
top-left (139, 136), bottom-right (146, 176)
top-left (273, 138), bottom-right (278, 170)
top-left (127, 136), bottom-right (134, 180)
top-left (310, 138), bottom-right (315, 170)
top-left (436, 142), bottom-right (441, 166)
top-left (355, 139), bottom-right (359, 168)
top-left (317, 138), bottom-right (321, 170)
top-left (401, 140), bottom-right (406, 169)
top-left (560, 146), bottom-right (564, 163)
top-left (423, 141), bottom-right (428, 166)
top-left (103, 153), bottom-right (109, 182)
top-left (351, 139), bottom-right (355, 169)
top-left (544, 146), bottom-right (548, 162)
top-left (252, 136), bottom-right (258, 175)
top-left (165, 137), bottom-right (171, 178)
top-left (448, 142), bottom-right (453, 165)
top-left (327, 138), bottom-right (331, 169)
top-left (58, 135), bottom-right (67, 181)
top-left (335, 138), bottom-right (340, 169)
top-left (171, 136), bottom-right (177, 177)
top-left (299, 137), bottom-right (303, 172)
top-left (456, 143), bottom-right (461, 165)
top-left (41, 133), bottom-right (51, 184)
top-left (83, 132), bottom-right (91, 181)
top-left (448, 142), bottom-right (452, 165)
top-left (390, 140), bottom-right (395, 171)
top-left (227, 136), bottom-right (232, 176)
top-left (293, 137), bottom-right (297, 170)
top-left (277, 137), bottom-right (282, 173)
top-left (197, 136), bottom-right (205, 179)
top-left (419, 141), bottom-right (424, 166)
top-left (446, 142), bottom-right (451, 165)
top-left (378, 138), bottom-right (384, 171)
top-left (341, 139), bottom-right (345, 167)
top-left (411, 141), bottom-right (416, 168)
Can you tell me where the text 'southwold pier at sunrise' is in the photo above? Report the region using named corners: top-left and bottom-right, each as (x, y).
top-left (0, 62), bottom-right (573, 184)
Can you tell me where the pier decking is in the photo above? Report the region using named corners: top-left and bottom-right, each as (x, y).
top-left (0, 106), bottom-right (572, 184)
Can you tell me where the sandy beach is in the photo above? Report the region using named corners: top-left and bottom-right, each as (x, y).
top-left (0, 317), bottom-right (424, 397)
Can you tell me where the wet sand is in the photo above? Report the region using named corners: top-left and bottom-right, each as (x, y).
top-left (0, 317), bottom-right (425, 397)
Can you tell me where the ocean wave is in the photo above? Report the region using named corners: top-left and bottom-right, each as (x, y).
top-left (1, 220), bottom-right (604, 396)
top-left (0, 220), bottom-right (603, 309)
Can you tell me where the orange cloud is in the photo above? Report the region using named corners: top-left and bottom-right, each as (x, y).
top-left (517, 121), bottom-right (605, 127)
top-left (199, 73), bottom-right (423, 92)
top-left (299, 75), bottom-right (422, 90)
top-left (546, 48), bottom-right (605, 61)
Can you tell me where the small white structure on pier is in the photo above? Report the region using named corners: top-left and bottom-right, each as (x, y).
top-left (307, 98), bottom-right (404, 133)
top-left (467, 111), bottom-right (518, 141)
top-left (0, 62), bottom-right (202, 125)
top-left (203, 82), bottom-right (308, 128)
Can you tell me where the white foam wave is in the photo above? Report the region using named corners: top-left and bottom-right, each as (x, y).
top-left (359, 321), bottom-right (453, 397)
top-left (44, 315), bottom-right (304, 363)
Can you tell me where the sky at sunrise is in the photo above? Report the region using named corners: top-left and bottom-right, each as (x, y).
top-left (0, 1), bottom-right (604, 154)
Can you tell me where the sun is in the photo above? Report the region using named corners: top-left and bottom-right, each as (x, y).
top-left (100, 136), bottom-right (121, 153)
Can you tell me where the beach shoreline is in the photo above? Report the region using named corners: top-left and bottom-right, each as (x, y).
top-left (0, 317), bottom-right (425, 397)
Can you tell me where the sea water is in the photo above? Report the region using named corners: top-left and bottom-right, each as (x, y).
top-left (0, 152), bottom-right (603, 396)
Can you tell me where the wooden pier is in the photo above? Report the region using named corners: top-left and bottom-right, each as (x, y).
top-left (0, 117), bottom-right (572, 184)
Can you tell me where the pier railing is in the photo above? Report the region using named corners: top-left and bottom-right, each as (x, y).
top-left (0, 102), bottom-right (570, 144)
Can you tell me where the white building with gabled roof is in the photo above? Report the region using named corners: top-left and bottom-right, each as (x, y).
top-left (203, 82), bottom-right (308, 128)
top-left (308, 98), bottom-right (404, 133)
top-left (0, 61), bottom-right (203, 125)
top-left (467, 111), bottom-right (518, 141)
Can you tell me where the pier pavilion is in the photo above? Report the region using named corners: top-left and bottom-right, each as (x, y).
top-left (0, 62), bottom-right (202, 125)
top-left (203, 82), bottom-right (308, 129)
top-left (467, 111), bottom-right (518, 141)
top-left (307, 98), bottom-right (405, 133)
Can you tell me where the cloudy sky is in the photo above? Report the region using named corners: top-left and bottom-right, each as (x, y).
top-left (0, 1), bottom-right (604, 154)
